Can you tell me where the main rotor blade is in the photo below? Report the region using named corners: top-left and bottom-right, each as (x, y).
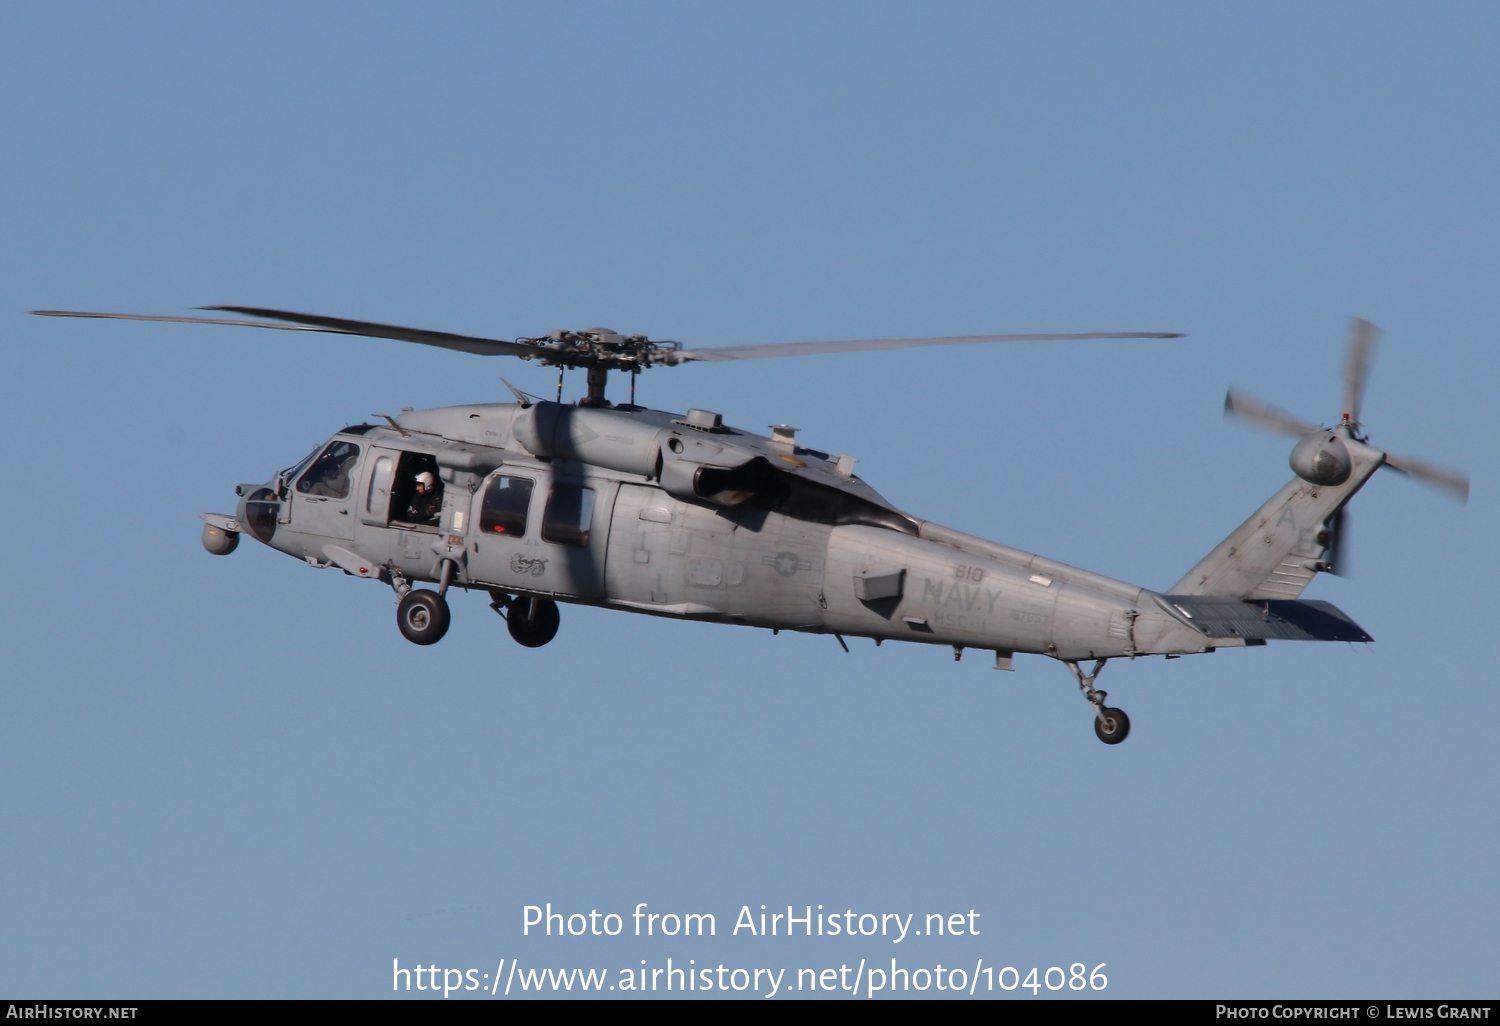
top-left (1342, 317), bottom-right (1380, 424)
top-left (202, 306), bottom-right (538, 358)
top-left (32, 309), bottom-right (360, 333)
top-left (31, 306), bottom-right (538, 359)
top-left (1223, 387), bottom-right (1319, 437)
top-left (674, 331), bottom-right (1184, 363)
top-left (1383, 451), bottom-right (1470, 503)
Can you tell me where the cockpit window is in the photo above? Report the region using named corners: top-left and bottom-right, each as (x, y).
top-left (480, 475), bottom-right (534, 536)
top-left (296, 441), bottom-right (361, 499)
top-left (542, 484), bottom-right (595, 547)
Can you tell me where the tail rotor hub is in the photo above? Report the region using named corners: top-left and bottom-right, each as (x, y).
top-left (1223, 317), bottom-right (1468, 504)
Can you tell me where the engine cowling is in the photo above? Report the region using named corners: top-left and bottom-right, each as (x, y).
top-left (510, 402), bottom-right (665, 477)
top-left (1289, 432), bottom-right (1352, 486)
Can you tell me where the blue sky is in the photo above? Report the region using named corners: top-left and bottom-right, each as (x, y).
top-left (1, 2), bottom-right (1496, 998)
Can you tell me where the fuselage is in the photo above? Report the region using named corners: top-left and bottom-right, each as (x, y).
top-left (234, 402), bottom-right (1216, 661)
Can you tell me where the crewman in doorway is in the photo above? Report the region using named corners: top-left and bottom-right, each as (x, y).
top-left (405, 470), bottom-right (442, 525)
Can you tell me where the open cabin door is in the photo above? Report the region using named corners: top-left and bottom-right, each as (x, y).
top-left (466, 465), bottom-right (615, 599)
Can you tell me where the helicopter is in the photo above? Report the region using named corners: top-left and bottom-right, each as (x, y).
top-left (32, 307), bottom-right (1469, 743)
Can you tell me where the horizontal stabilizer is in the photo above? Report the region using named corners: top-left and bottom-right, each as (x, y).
top-left (1158, 596), bottom-right (1372, 643)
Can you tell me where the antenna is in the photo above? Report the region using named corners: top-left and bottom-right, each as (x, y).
top-left (371, 413), bottom-right (411, 438)
top-left (499, 378), bottom-right (533, 408)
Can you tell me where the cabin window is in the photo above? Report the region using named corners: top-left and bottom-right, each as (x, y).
top-left (296, 441), bottom-right (360, 499)
top-left (480, 475), bottom-right (535, 536)
top-left (542, 484), bottom-right (595, 547)
top-left (365, 456), bottom-right (395, 516)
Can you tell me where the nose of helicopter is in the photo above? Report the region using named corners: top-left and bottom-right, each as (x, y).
top-left (234, 480), bottom-right (281, 543)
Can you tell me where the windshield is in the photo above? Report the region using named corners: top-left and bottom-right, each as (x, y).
top-left (296, 440), bottom-right (361, 499)
top-left (280, 445), bottom-right (320, 481)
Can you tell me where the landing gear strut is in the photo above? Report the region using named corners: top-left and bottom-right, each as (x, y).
top-left (1065, 659), bottom-right (1131, 745)
top-left (490, 592), bottom-right (560, 648)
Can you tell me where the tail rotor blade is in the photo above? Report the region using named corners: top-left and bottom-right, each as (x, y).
top-left (1342, 318), bottom-right (1380, 425)
top-left (1384, 452), bottom-right (1470, 503)
top-left (1324, 507), bottom-right (1349, 578)
top-left (1224, 387), bottom-right (1319, 437)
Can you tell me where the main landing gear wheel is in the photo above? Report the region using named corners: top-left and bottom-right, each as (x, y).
top-left (1093, 706), bottom-right (1131, 745)
top-left (397, 589), bottom-right (450, 645)
top-left (507, 596), bottom-right (560, 648)
top-left (1064, 658), bottom-right (1132, 746)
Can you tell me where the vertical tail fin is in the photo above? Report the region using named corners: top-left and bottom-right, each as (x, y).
top-left (1170, 439), bottom-right (1384, 599)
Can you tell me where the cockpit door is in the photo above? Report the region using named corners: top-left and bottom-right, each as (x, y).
top-left (288, 438), bottom-right (361, 542)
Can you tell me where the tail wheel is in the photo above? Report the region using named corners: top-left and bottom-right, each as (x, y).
top-left (397, 589), bottom-right (450, 645)
top-left (1094, 706), bottom-right (1131, 745)
top-left (507, 597), bottom-right (560, 648)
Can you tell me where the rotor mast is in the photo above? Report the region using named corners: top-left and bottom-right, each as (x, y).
top-left (582, 364), bottom-right (611, 407)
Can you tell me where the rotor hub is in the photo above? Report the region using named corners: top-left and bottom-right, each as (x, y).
top-left (518, 329), bottom-right (683, 371)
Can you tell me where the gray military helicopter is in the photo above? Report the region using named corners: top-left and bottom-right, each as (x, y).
top-left (33, 308), bottom-right (1468, 743)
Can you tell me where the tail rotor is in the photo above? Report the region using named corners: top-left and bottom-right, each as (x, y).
top-left (1222, 318), bottom-right (1469, 575)
top-left (1225, 317), bottom-right (1469, 503)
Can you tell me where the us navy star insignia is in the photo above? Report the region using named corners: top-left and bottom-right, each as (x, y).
top-left (762, 551), bottom-right (812, 577)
